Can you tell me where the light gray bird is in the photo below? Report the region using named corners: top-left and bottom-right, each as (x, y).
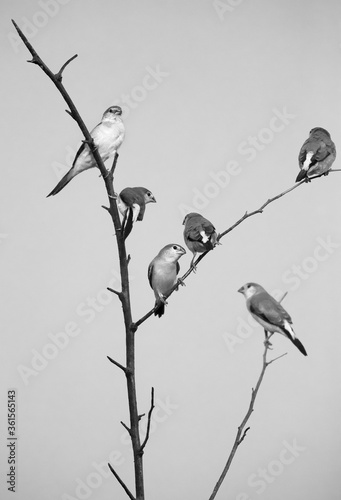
top-left (183, 212), bottom-right (218, 269)
top-left (117, 187), bottom-right (156, 239)
top-left (148, 244), bottom-right (186, 317)
top-left (238, 282), bottom-right (307, 356)
top-left (296, 127), bottom-right (336, 182)
top-left (47, 106), bottom-right (125, 196)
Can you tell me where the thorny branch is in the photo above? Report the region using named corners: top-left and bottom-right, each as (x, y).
top-left (12, 19), bottom-right (145, 500)
top-left (208, 294), bottom-right (288, 500)
top-left (133, 169), bottom-right (340, 329)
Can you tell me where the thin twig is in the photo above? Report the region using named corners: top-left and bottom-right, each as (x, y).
top-left (140, 388), bottom-right (155, 453)
top-left (108, 463), bottom-right (136, 500)
top-left (134, 170), bottom-right (340, 329)
top-left (208, 292), bottom-right (289, 499)
top-left (107, 356), bottom-right (128, 374)
top-left (55, 54), bottom-right (78, 81)
top-left (208, 339), bottom-right (286, 500)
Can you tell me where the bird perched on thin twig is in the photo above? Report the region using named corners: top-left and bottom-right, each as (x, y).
top-left (117, 187), bottom-right (156, 239)
top-left (238, 282), bottom-right (307, 356)
top-left (148, 244), bottom-right (186, 317)
top-left (47, 106), bottom-right (125, 196)
top-left (296, 127), bottom-right (336, 182)
top-left (183, 212), bottom-right (218, 270)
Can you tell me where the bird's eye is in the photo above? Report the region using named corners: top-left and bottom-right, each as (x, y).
top-left (147, 192), bottom-right (151, 196)
top-left (173, 245), bottom-right (178, 250)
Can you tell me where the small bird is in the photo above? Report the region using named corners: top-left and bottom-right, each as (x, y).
top-left (238, 282), bottom-right (307, 356)
top-left (183, 212), bottom-right (218, 269)
top-left (296, 127), bottom-right (336, 182)
top-left (47, 106), bottom-right (125, 196)
top-left (148, 244), bottom-right (186, 317)
top-left (117, 187), bottom-right (156, 239)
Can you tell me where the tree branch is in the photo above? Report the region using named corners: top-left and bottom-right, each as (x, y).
top-left (12, 20), bottom-right (145, 499)
top-left (134, 170), bottom-right (340, 328)
top-left (108, 463), bottom-right (136, 500)
top-left (208, 292), bottom-right (289, 499)
top-left (107, 356), bottom-right (128, 374)
top-left (140, 387), bottom-right (155, 453)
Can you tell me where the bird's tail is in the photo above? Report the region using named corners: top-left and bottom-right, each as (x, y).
top-left (295, 168), bottom-right (308, 182)
top-left (154, 300), bottom-right (165, 318)
top-left (47, 168), bottom-right (76, 197)
top-left (122, 208), bottom-right (134, 240)
top-left (291, 337), bottom-right (307, 356)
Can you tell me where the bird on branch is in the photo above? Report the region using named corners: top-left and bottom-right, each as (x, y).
top-left (117, 187), bottom-right (156, 239)
top-left (238, 282), bottom-right (307, 356)
top-left (148, 244), bottom-right (186, 318)
top-left (47, 105), bottom-right (125, 196)
top-left (296, 127), bottom-right (336, 182)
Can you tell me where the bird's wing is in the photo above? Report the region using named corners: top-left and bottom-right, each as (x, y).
top-left (147, 262), bottom-right (154, 288)
top-left (176, 261), bottom-right (180, 276)
top-left (119, 188), bottom-right (143, 208)
top-left (186, 219), bottom-right (215, 242)
top-left (250, 293), bottom-right (292, 327)
top-left (72, 142), bottom-right (87, 167)
top-left (298, 138), bottom-right (310, 166)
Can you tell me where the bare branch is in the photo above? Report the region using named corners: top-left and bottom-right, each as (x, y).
top-left (121, 421), bottom-right (131, 434)
top-left (208, 338), bottom-right (287, 500)
top-left (107, 356), bottom-right (128, 373)
top-left (12, 21), bottom-right (145, 498)
top-left (107, 287), bottom-right (122, 297)
top-left (54, 54), bottom-right (78, 81)
top-left (108, 463), bottom-right (136, 500)
top-left (134, 170), bottom-right (340, 329)
top-left (140, 387), bottom-right (155, 453)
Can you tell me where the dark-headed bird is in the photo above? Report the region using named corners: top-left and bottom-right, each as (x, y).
top-left (183, 212), bottom-right (218, 269)
top-left (148, 244), bottom-right (186, 318)
top-left (117, 187), bottom-right (156, 239)
top-left (238, 282), bottom-right (307, 356)
top-left (296, 127), bottom-right (336, 182)
top-left (47, 106), bottom-right (125, 196)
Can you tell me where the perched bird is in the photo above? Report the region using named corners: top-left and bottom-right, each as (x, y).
top-left (296, 127), bottom-right (336, 182)
top-left (238, 282), bottom-right (307, 356)
top-left (148, 244), bottom-right (186, 317)
top-left (183, 212), bottom-right (218, 269)
top-left (47, 106), bottom-right (125, 196)
top-left (117, 187), bottom-right (156, 239)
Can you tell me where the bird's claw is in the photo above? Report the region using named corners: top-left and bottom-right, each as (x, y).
top-left (264, 339), bottom-right (273, 349)
top-left (177, 278), bottom-right (186, 288)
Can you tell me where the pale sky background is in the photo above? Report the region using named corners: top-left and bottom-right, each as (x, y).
top-left (1, 1), bottom-right (341, 499)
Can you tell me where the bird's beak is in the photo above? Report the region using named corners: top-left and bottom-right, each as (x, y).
top-left (151, 196), bottom-right (157, 203)
top-left (237, 286), bottom-right (244, 294)
top-left (180, 248), bottom-right (186, 255)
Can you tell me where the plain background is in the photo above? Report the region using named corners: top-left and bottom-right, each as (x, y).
top-left (1, 1), bottom-right (341, 499)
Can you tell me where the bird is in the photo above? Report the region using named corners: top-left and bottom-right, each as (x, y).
top-left (47, 106), bottom-right (125, 196)
top-left (117, 187), bottom-right (156, 239)
top-left (182, 212), bottom-right (218, 269)
top-left (148, 244), bottom-right (186, 317)
top-left (296, 127), bottom-right (336, 182)
top-left (238, 282), bottom-right (307, 356)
